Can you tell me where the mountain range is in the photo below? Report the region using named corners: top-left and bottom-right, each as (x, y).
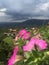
top-left (0, 19), bottom-right (49, 28)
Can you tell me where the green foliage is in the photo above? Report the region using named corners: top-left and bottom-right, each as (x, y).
top-left (0, 25), bottom-right (49, 65)
top-left (3, 37), bottom-right (14, 44)
top-left (0, 37), bottom-right (14, 65)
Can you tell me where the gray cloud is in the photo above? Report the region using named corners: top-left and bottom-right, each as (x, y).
top-left (0, 0), bottom-right (49, 22)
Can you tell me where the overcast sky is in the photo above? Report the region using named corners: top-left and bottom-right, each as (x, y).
top-left (0, 0), bottom-right (49, 22)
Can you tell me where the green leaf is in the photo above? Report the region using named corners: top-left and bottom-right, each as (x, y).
top-left (3, 37), bottom-right (14, 45)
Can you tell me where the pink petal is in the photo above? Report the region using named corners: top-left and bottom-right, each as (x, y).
top-left (36, 39), bottom-right (47, 50)
top-left (22, 32), bottom-right (30, 40)
top-left (35, 33), bottom-right (41, 38)
top-left (23, 37), bottom-right (36, 51)
top-left (8, 46), bottom-right (18, 65)
top-left (19, 29), bottom-right (27, 37)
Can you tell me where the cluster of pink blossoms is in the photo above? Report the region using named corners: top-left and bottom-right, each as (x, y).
top-left (15, 29), bottom-right (30, 41)
top-left (8, 29), bottom-right (48, 65)
top-left (23, 32), bottom-right (47, 51)
top-left (23, 37), bottom-right (47, 51)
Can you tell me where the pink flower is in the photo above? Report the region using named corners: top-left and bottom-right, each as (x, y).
top-left (22, 32), bottom-right (30, 40)
top-left (18, 29), bottom-right (31, 40)
top-left (31, 37), bottom-right (47, 50)
top-left (36, 39), bottom-right (47, 50)
top-left (8, 46), bottom-right (18, 65)
top-left (19, 29), bottom-right (27, 37)
top-left (23, 37), bottom-right (47, 51)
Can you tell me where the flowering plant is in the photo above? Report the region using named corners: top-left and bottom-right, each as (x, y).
top-left (8, 29), bottom-right (49, 65)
